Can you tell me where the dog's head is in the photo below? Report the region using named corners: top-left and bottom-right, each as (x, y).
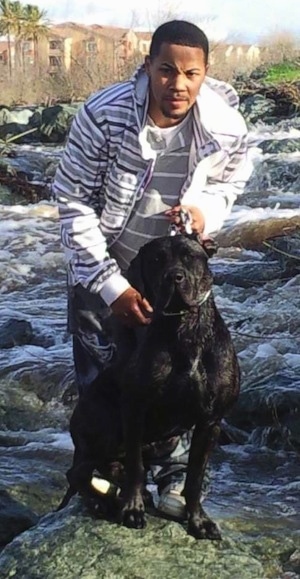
top-left (127, 235), bottom-right (216, 315)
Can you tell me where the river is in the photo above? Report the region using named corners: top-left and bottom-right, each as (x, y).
top-left (0, 123), bottom-right (299, 575)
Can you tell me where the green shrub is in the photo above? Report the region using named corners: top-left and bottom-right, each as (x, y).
top-left (264, 62), bottom-right (300, 82)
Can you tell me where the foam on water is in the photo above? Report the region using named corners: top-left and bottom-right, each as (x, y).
top-left (0, 126), bottom-right (299, 533)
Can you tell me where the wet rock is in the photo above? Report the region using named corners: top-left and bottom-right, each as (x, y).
top-left (0, 103), bottom-right (80, 145)
top-left (0, 376), bottom-right (73, 431)
top-left (0, 319), bottom-right (33, 349)
top-left (229, 371), bottom-right (300, 448)
top-left (236, 79), bottom-right (300, 123)
top-left (39, 105), bottom-right (79, 143)
top-left (263, 82), bottom-right (300, 118)
top-left (282, 549), bottom-right (300, 576)
top-left (0, 497), bottom-right (295, 579)
top-left (212, 232), bottom-right (300, 287)
top-left (0, 147), bottom-right (60, 203)
top-left (240, 94), bottom-right (277, 124)
top-left (258, 138), bottom-right (300, 154)
top-left (215, 217), bottom-right (300, 250)
top-left (244, 155), bottom-right (300, 195)
top-left (0, 106), bottom-right (38, 144)
top-left (212, 257), bottom-right (290, 287)
top-left (0, 106), bottom-right (36, 126)
top-left (0, 490), bottom-right (38, 548)
top-left (0, 428), bottom-right (73, 530)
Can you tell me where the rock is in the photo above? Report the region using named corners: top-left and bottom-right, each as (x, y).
top-left (212, 257), bottom-right (290, 287)
top-left (0, 498), bottom-right (296, 579)
top-left (236, 79), bottom-right (300, 123)
top-left (212, 231), bottom-right (300, 287)
top-left (239, 94), bottom-right (277, 124)
top-left (0, 490), bottom-right (38, 547)
top-left (0, 103), bottom-right (80, 145)
top-left (39, 104), bottom-right (79, 143)
top-left (0, 319), bottom-right (33, 349)
top-left (243, 154), bottom-right (300, 201)
top-left (229, 371), bottom-right (300, 449)
top-left (258, 138), bottom-right (300, 154)
top-left (215, 217), bottom-right (300, 250)
top-left (0, 377), bottom-right (73, 431)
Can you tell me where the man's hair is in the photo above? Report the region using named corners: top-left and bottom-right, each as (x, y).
top-left (149, 20), bottom-right (209, 64)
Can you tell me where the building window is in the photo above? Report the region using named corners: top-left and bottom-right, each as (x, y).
top-left (49, 40), bottom-right (62, 50)
top-left (86, 41), bottom-right (97, 52)
top-left (49, 56), bottom-right (62, 67)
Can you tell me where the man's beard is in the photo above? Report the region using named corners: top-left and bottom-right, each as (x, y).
top-left (161, 105), bottom-right (188, 121)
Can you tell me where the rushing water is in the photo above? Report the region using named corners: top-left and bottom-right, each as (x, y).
top-left (0, 126), bottom-right (299, 550)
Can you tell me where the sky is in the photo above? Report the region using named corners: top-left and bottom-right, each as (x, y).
top-left (25, 0), bottom-right (300, 43)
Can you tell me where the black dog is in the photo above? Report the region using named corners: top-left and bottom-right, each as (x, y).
top-left (59, 235), bottom-right (240, 540)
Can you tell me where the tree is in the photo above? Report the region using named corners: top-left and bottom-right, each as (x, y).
top-left (0, 2), bottom-right (49, 76)
top-left (0, 0), bottom-right (14, 77)
top-left (21, 4), bottom-right (49, 71)
top-left (260, 30), bottom-right (298, 65)
top-left (9, 1), bottom-right (24, 71)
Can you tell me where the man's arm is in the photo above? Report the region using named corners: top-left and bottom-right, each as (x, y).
top-left (54, 103), bottom-right (131, 302)
top-left (180, 131), bottom-right (253, 235)
top-left (54, 104), bottom-right (153, 325)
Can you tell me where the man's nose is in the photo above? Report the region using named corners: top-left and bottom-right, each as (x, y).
top-left (171, 73), bottom-right (186, 91)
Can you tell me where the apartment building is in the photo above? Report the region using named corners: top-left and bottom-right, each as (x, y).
top-left (0, 22), bottom-right (263, 79)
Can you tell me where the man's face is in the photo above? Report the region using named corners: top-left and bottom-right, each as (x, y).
top-left (145, 42), bottom-right (208, 128)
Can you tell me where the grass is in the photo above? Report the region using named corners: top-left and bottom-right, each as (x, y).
top-left (264, 62), bottom-right (300, 82)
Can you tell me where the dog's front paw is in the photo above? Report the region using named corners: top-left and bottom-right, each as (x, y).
top-left (188, 515), bottom-right (221, 540)
top-left (121, 495), bottom-right (146, 529)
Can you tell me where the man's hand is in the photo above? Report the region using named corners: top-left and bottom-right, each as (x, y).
top-left (111, 287), bottom-right (153, 327)
top-left (165, 205), bottom-right (205, 235)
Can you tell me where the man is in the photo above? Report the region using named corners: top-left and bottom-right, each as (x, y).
top-left (54, 20), bottom-right (252, 519)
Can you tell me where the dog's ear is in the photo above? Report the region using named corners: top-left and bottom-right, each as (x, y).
top-left (185, 233), bottom-right (218, 258)
top-left (202, 237), bottom-right (218, 258)
top-left (126, 251), bottom-right (145, 296)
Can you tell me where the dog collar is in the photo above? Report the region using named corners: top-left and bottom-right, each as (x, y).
top-left (162, 289), bottom-right (212, 316)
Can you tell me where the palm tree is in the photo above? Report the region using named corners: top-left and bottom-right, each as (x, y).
top-left (0, 0), bottom-right (14, 77)
top-left (22, 4), bottom-right (49, 72)
top-left (0, 2), bottom-right (49, 76)
top-left (9, 0), bottom-right (24, 71)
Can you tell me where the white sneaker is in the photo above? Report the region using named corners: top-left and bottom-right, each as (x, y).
top-left (157, 477), bottom-right (209, 520)
top-left (157, 482), bottom-right (186, 520)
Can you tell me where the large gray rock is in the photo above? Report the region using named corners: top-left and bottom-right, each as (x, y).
top-left (0, 490), bottom-right (38, 547)
top-left (0, 498), bottom-right (298, 579)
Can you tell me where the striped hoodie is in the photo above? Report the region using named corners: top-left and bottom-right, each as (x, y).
top-left (54, 65), bottom-right (252, 305)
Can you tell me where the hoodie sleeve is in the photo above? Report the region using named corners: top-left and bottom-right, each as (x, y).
top-left (53, 102), bottom-right (130, 304)
top-left (181, 79), bottom-right (253, 235)
top-left (182, 132), bottom-right (253, 235)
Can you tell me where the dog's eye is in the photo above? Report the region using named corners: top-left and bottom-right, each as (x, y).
top-left (150, 252), bottom-right (165, 266)
top-left (151, 257), bottom-right (161, 267)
